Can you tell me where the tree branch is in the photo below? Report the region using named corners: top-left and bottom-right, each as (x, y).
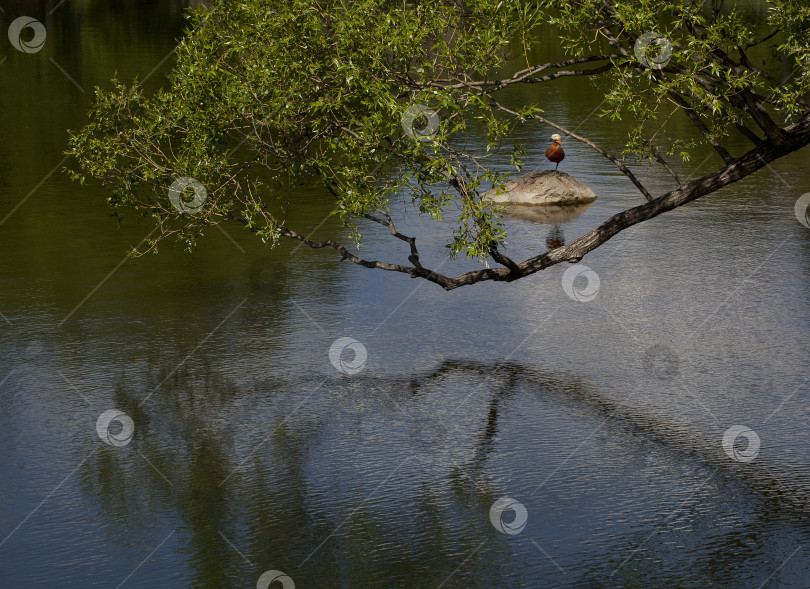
top-left (230, 112), bottom-right (810, 291)
top-left (491, 100), bottom-right (655, 201)
top-left (428, 54), bottom-right (624, 91)
top-left (666, 89), bottom-right (734, 163)
top-left (489, 245), bottom-right (521, 274)
top-left (363, 210), bottom-right (423, 268)
top-left (645, 141), bottom-right (683, 187)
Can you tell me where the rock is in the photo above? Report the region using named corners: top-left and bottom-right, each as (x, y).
top-left (483, 170), bottom-right (597, 206)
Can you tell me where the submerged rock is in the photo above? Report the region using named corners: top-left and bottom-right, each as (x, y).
top-left (484, 170), bottom-right (597, 206)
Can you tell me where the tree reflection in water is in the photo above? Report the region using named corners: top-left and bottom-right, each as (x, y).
top-left (78, 356), bottom-right (810, 587)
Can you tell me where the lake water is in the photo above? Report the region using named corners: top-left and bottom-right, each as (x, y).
top-left (1, 1), bottom-right (810, 587)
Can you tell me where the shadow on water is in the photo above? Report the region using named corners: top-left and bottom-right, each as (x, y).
top-left (80, 357), bottom-right (810, 588)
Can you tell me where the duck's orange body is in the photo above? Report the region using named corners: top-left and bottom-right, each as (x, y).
top-left (545, 140), bottom-right (565, 170)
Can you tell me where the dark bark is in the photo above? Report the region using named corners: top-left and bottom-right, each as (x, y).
top-left (258, 112), bottom-right (810, 291)
top-left (226, 8), bottom-right (810, 291)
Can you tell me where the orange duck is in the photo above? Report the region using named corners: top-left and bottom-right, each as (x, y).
top-left (545, 134), bottom-right (565, 170)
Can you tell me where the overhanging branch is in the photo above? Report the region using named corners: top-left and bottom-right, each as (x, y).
top-left (427, 55), bottom-right (624, 91)
top-left (233, 112), bottom-right (810, 291)
top-left (491, 100), bottom-right (655, 201)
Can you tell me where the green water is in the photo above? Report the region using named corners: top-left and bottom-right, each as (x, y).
top-left (1, 2), bottom-right (810, 588)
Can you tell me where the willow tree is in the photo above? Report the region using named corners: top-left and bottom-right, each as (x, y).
top-left (68, 0), bottom-right (810, 290)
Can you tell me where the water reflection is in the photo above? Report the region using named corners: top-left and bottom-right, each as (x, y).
top-left (76, 357), bottom-right (810, 587)
top-left (500, 202), bottom-right (595, 226)
top-left (546, 225), bottom-right (564, 251)
top-left (1, 0), bottom-right (810, 587)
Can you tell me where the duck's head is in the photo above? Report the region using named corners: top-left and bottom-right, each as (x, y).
top-left (551, 134), bottom-right (562, 143)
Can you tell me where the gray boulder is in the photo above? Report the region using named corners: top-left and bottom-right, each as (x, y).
top-left (484, 170), bottom-right (597, 206)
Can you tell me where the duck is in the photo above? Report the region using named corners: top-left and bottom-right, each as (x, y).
top-left (545, 134), bottom-right (565, 170)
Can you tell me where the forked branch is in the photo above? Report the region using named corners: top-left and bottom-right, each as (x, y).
top-left (237, 113), bottom-right (810, 290)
